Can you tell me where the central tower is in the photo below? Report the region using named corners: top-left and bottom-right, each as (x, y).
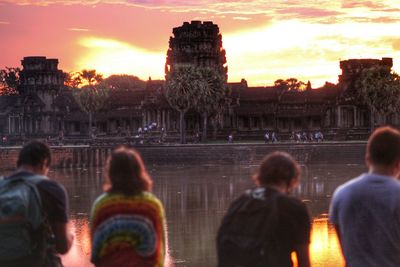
top-left (165, 21), bottom-right (228, 79)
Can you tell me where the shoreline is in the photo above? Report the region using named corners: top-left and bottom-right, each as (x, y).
top-left (0, 142), bottom-right (366, 170)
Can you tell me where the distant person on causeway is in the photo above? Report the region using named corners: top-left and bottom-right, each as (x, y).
top-left (217, 151), bottom-right (311, 267)
top-left (330, 126), bottom-right (400, 267)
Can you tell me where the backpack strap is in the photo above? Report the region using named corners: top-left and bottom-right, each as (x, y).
top-left (0, 174), bottom-right (50, 263)
top-left (21, 175), bottom-right (58, 257)
top-left (11, 175), bottom-right (46, 207)
top-left (6, 174), bottom-right (47, 230)
top-left (247, 187), bottom-right (280, 247)
top-left (217, 187), bottom-right (281, 267)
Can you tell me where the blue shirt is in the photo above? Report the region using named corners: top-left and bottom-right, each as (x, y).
top-left (330, 173), bottom-right (400, 267)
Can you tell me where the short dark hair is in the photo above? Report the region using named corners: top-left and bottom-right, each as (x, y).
top-left (254, 151), bottom-right (300, 186)
top-left (17, 140), bottom-right (52, 168)
top-left (367, 126), bottom-right (400, 166)
top-left (105, 147), bottom-right (152, 194)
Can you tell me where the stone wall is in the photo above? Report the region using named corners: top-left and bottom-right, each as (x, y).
top-left (136, 143), bottom-right (366, 166)
top-left (0, 142), bottom-right (366, 171)
top-left (0, 148), bottom-right (19, 170)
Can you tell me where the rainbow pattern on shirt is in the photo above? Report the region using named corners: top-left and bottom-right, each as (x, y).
top-left (90, 192), bottom-right (165, 266)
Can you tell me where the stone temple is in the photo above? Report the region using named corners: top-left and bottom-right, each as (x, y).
top-left (166, 21), bottom-right (227, 79)
top-left (0, 56), bottom-right (65, 136)
top-left (0, 21), bottom-right (398, 142)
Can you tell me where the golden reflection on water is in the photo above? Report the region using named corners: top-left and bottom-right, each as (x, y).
top-left (63, 215), bottom-right (345, 267)
top-left (310, 215), bottom-right (344, 267)
top-left (56, 163), bottom-right (364, 267)
top-left (62, 218), bottom-right (92, 267)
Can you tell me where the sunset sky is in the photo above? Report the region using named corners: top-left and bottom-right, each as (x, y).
top-left (1, 0), bottom-right (400, 87)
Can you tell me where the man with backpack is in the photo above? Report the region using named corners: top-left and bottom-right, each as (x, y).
top-left (217, 151), bottom-right (311, 267)
top-left (0, 140), bottom-right (73, 267)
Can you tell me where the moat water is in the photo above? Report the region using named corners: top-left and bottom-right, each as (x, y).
top-left (53, 163), bottom-right (366, 267)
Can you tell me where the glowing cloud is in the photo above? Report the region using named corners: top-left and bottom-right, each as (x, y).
top-left (68, 27), bottom-right (89, 32)
top-left (232, 16), bottom-right (251, 21)
top-left (223, 19), bottom-right (400, 86)
top-left (2, 0), bottom-right (400, 87)
top-left (76, 37), bottom-right (165, 80)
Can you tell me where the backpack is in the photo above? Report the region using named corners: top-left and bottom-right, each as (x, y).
top-left (217, 188), bottom-right (279, 267)
top-left (0, 174), bottom-right (46, 261)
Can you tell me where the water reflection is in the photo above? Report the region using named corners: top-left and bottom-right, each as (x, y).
top-left (53, 163), bottom-right (364, 267)
top-left (62, 217), bottom-right (91, 267)
top-left (311, 216), bottom-right (344, 267)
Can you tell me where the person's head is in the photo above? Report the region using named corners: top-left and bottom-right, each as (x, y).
top-left (253, 151), bottom-right (301, 193)
top-left (104, 146), bottom-right (152, 194)
top-left (366, 126), bottom-right (400, 176)
top-left (17, 140), bottom-right (51, 175)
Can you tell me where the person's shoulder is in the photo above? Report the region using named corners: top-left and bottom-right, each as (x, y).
top-left (90, 192), bottom-right (111, 215)
top-left (382, 175), bottom-right (400, 189)
top-left (92, 192), bottom-right (110, 205)
top-left (141, 192), bottom-right (165, 209)
top-left (136, 192), bottom-right (166, 219)
top-left (332, 174), bottom-right (365, 199)
top-left (35, 178), bottom-right (68, 210)
top-left (277, 194), bottom-right (308, 211)
top-left (276, 194), bottom-right (311, 226)
top-left (36, 177), bottom-right (67, 196)
top-left (231, 190), bottom-right (253, 205)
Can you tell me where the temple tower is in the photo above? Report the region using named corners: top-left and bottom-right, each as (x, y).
top-left (19, 56), bottom-right (65, 134)
top-left (338, 57), bottom-right (393, 92)
top-left (165, 21), bottom-right (228, 79)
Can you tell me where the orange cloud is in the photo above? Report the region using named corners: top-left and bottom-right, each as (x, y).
top-left (276, 7), bottom-right (343, 18)
top-left (68, 27), bottom-right (90, 32)
top-left (342, 1), bottom-right (385, 9)
top-left (75, 37), bottom-right (165, 79)
top-left (232, 16), bottom-right (251, 21)
top-left (380, 38), bottom-right (400, 51)
top-left (2, 0), bottom-right (400, 87)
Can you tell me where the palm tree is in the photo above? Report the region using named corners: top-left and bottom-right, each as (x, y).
top-left (101, 74), bottom-right (145, 90)
top-left (65, 69), bottom-right (103, 88)
top-left (196, 67), bottom-right (228, 142)
top-left (80, 69), bottom-right (103, 86)
top-left (73, 83), bottom-right (109, 138)
top-left (0, 67), bottom-right (21, 95)
top-left (165, 66), bottom-right (202, 144)
top-left (355, 66), bottom-right (400, 130)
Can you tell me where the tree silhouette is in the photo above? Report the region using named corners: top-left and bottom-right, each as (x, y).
top-left (196, 67), bottom-right (228, 141)
top-left (286, 78), bottom-right (305, 92)
top-left (101, 74), bottom-right (146, 90)
top-left (73, 83), bottom-right (109, 137)
top-left (165, 66), bottom-right (203, 144)
top-left (355, 66), bottom-right (400, 129)
top-left (273, 78), bottom-right (306, 129)
top-left (65, 69), bottom-right (103, 88)
top-left (274, 78), bottom-right (305, 93)
top-left (0, 67), bottom-right (21, 95)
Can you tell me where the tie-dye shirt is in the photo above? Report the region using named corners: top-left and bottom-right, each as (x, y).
top-left (90, 191), bottom-right (166, 267)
